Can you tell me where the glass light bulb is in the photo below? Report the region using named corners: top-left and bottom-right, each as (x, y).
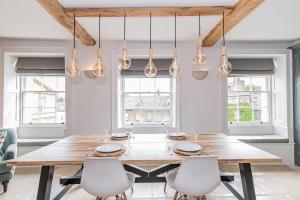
top-left (218, 46), bottom-right (232, 75)
top-left (66, 48), bottom-right (80, 77)
top-left (193, 36), bottom-right (207, 65)
top-left (92, 48), bottom-right (106, 78)
top-left (169, 48), bottom-right (181, 77)
top-left (144, 49), bottom-right (157, 77)
top-left (119, 40), bottom-right (132, 70)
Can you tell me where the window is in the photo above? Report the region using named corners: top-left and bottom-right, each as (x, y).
top-left (121, 77), bottom-right (175, 127)
top-left (228, 76), bottom-right (271, 125)
top-left (20, 75), bottom-right (65, 125)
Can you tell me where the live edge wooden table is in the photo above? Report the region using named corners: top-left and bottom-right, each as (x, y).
top-left (8, 133), bottom-right (281, 200)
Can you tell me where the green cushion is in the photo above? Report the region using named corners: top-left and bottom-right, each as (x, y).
top-left (0, 128), bottom-right (17, 182)
top-left (0, 128), bottom-right (17, 153)
top-left (0, 171), bottom-right (13, 182)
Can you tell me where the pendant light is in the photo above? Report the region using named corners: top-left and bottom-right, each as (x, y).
top-left (169, 13), bottom-right (181, 77)
top-left (118, 13), bottom-right (131, 70)
top-left (192, 13), bottom-right (209, 80)
top-left (92, 15), bottom-right (106, 78)
top-left (144, 13), bottom-right (157, 78)
top-left (66, 14), bottom-right (80, 77)
top-left (218, 12), bottom-right (232, 75)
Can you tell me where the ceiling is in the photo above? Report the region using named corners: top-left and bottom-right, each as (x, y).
top-left (0, 0), bottom-right (299, 43)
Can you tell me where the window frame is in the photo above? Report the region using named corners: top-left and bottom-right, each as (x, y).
top-left (19, 74), bottom-right (66, 127)
top-left (120, 76), bottom-right (176, 128)
top-left (227, 75), bottom-right (273, 127)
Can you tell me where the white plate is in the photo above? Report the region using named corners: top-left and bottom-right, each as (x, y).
top-left (111, 133), bottom-right (128, 138)
top-left (174, 143), bottom-right (202, 152)
top-left (96, 144), bottom-right (123, 153)
top-left (167, 132), bottom-right (186, 137)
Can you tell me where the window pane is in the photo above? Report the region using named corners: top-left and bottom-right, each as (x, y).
top-left (156, 94), bottom-right (170, 107)
top-left (124, 109), bottom-right (140, 124)
top-left (239, 93), bottom-right (252, 106)
top-left (23, 92), bottom-right (56, 108)
top-left (228, 107), bottom-right (237, 122)
top-left (252, 77), bottom-right (268, 91)
top-left (124, 94), bottom-right (140, 108)
top-left (140, 78), bottom-right (155, 92)
top-left (261, 108), bottom-right (269, 122)
top-left (122, 76), bottom-right (173, 126)
top-left (253, 92), bottom-right (269, 107)
top-left (228, 92), bottom-right (238, 106)
top-left (228, 77), bottom-right (236, 91)
top-left (23, 76), bottom-right (44, 91)
top-left (124, 78), bottom-right (140, 92)
top-left (236, 77), bottom-right (251, 91)
top-left (239, 107), bottom-right (253, 122)
top-left (140, 110), bottom-right (154, 122)
top-left (57, 76), bottom-right (65, 91)
top-left (42, 76), bottom-right (60, 91)
top-left (155, 110), bottom-right (170, 123)
top-left (21, 75), bottom-right (65, 124)
top-left (140, 94), bottom-right (155, 108)
top-left (23, 107), bottom-right (57, 124)
top-left (56, 92), bottom-right (65, 107)
top-left (155, 78), bottom-right (170, 92)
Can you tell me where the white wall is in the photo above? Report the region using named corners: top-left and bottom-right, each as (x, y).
top-left (0, 38), bottom-right (295, 163)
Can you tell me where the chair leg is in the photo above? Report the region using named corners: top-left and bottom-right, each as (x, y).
top-left (173, 191), bottom-right (179, 200)
top-left (123, 192), bottom-right (127, 200)
top-left (131, 187), bottom-right (134, 193)
top-left (164, 182), bottom-right (167, 192)
top-left (2, 180), bottom-right (9, 193)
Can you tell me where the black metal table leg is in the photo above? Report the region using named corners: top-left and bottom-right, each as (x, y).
top-left (239, 163), bottom-right (256, 200)
top-left (37, 166), bottom-right (55, 200)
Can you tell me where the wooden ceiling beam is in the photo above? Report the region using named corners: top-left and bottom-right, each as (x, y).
top-left (38, 0), bottom-right (96, 46)
top-left (64, 6), bottom-right (233, 17)
top-left (202, 0), bottom-right (264, 47)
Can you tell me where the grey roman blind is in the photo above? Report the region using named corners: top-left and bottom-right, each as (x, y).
top-left (15, 57), bottom-right (65, 74)
top-left (228, 58), bottom-right (275, 75)
top-left (121, 59), bottom-right (172, 77)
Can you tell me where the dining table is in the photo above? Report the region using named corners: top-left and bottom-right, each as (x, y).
top-left (8, 133), bottom-right (281, 200)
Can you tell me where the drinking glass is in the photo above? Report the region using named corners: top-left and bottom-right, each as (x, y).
top-left (193, 129), bottom-right (199, 143)
top-left (103, 124), bottom-right (111, 142)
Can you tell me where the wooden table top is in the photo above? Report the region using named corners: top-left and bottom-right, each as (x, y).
top-left (8, 133), bottom-right (282, 166)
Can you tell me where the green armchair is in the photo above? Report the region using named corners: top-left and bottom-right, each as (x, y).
top-left (0, 128), bottom-right (17, 193)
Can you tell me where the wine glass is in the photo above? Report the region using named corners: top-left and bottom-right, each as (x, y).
top-left (103, 123), bottom-right (111, 142)
top-left (193, 128), bottom-right (199, 143)
top-left (162, 122), bottom-right (169, 134)
top-left (189, 127), bottom-right (195, 141)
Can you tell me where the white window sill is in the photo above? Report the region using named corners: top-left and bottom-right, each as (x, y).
top-left (230, 134), bottom-right (289, 143)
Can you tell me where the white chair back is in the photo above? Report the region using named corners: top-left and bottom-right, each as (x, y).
top-left (173, 156), bottom-right (220, 196)
top-left (81, 157), bottom-right (130, 198)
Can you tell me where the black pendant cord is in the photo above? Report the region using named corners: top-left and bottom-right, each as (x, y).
top-left (123, 13), bottom-right (126, 41)
top-left (174, 13), bottom-right (177, 48)
top-left (73, 14), bottom-right (76, 49)
top-left (150, 12), bottom-right (152, 49)
top-left (198, 13), bottom-right (201, 37)
top-left (222, 11), bottom-right (225, 46)
top-left (98, 15), bottom-right (101, 49)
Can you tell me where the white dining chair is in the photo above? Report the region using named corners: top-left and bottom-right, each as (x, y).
top-left (81, 157), bottom-right (135, 200)
top-left (166, 156), bottom-right (220, 200)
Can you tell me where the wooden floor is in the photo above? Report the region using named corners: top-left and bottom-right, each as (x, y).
top-left (1, 164), bottom-right (300, 200)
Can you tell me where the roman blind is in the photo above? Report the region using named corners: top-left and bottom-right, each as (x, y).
top-left (121, 59), bottom-right (172, 77)
top-left (15, 57), bottom-right (65, 74)
top-left (228, 58), bottom-right (275, 75)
